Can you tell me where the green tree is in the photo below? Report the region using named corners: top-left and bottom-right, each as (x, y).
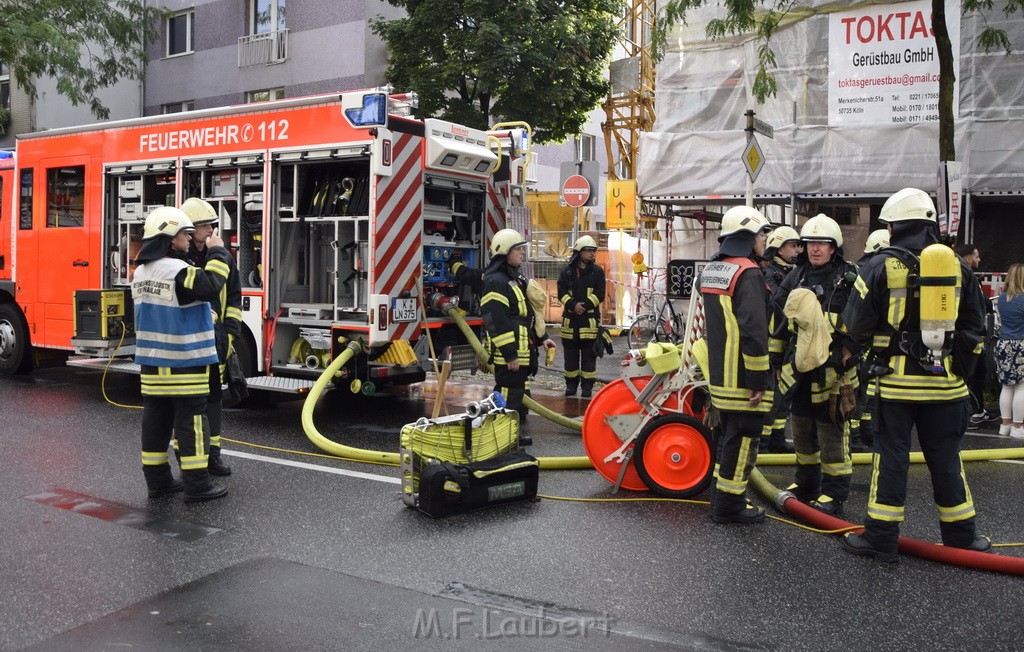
top-left (371, 0), bottom-right (623, 144)
top-left (0, 0), bottom-right (163, 130)
top-left (654, 0), bottom-right (1023, 161)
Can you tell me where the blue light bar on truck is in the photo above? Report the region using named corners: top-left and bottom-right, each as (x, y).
top-left (344, 93), bottom-right (388, 128)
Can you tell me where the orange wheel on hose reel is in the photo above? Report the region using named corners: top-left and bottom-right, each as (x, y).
top-left (633, 414), bottom-right (714, 498)
top-left (582, 377), bottom-right (680, 491)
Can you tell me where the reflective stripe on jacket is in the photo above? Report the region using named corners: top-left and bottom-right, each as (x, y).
top-left (700, 257), bottom-right (772, 414)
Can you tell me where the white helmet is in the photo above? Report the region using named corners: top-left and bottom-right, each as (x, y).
top-left (864, 228), bottom-right (891, 254)
top-left (800, 213), bottom-right (843, 247)
top-left (143, 206), bottom-right (194, 240)
top-left (573, 235), bottom-right (598, 251)
top-left (718, 206), bottom-right (770, 241)
top-left (181, 197), bottom-right (218, 226)
top-left (879, 188), bottom-right (936, 223)
top-left (489, 228), bottom-right (527, 256)
top-left (766, 226), bottom-right (800, 250)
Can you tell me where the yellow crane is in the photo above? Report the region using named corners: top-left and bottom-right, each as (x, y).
top-left (601, 0), bottom-right (657, 183)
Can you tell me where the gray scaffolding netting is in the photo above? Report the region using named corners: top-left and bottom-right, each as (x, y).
top-left (638, 0), bottom-right (1024, 199)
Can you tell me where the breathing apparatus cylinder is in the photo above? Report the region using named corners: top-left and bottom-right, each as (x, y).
top-left (918, 243), bottom-right (959, 372)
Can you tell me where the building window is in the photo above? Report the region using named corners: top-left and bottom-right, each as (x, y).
top-left (47, 166), bottom-right (86, 228)
top-left (0, 62), bottom-right (10, 113)
top-left (245, 88), bottom-right (284, 103)
top-left (250, 0), bottom-right (286, 34)
top-left (576, 134), bottom-right (596, 162)
top-left (166, 10), bottom-right (194, 57)
top-left (162, 101), bottom-right (194, 114)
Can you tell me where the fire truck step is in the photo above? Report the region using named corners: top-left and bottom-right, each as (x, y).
top-left (67, 357), bottom-right (141, 374)
top-left (244, 376), bottom-right (333, 394)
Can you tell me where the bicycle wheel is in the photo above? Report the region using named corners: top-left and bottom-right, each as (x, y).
top-left (627, 314), bottom-right (659, 349)
top-left (666, 314), bottom-right (687, 344)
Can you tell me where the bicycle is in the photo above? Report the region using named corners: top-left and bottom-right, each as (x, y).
top-left (627, 289), bottom-right (685, 350)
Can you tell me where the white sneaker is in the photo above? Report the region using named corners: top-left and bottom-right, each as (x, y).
top-left (1011, 426), bottom-right (1024, 439)
top-left (999, 424), bottom-right (1012, 436)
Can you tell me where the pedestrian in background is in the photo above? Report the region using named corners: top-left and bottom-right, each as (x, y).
top-left (994, 263), bottom-right (1024, 439)
top-left (958, 243), bottom-right (999, 428)
top-left (557, 235), bottom-right (605, 398)
top-left (700, 206), bottom-right (773, 524)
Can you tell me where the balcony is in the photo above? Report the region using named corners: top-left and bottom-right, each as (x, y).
top-left (238, 29), bottom-right (289, 67)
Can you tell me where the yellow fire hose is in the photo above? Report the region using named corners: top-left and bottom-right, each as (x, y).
top-left (301, 339), bottom-right (592, 470)
top-left (300, 324), bottom-right (1024, 475)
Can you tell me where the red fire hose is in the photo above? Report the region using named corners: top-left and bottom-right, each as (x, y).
top-left (750, 469), bottom-right (1024, 575)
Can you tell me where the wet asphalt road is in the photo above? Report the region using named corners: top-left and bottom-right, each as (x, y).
top-left (2, 356), bottom-right (1024, 651)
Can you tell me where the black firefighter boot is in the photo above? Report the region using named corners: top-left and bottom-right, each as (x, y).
top-left (208, 446), bottom-right (232, 476)
top-left (848, 421), bottom-right (871, 454)
top-left (580, 381), bottom-right (594, 399)
top-left (182, 469), bottom-right (228, 503)
top-left (564, 377), bottom-right (579, 397)
top-left (144, 464), bottom-right (184, 498)
top-left (766, 427), bottom-right (795, 454)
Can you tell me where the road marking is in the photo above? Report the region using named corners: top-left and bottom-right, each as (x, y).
top-left (25, 489), bottom-right (222, 541)
top-left (223, 449), bottom-right (400, 484)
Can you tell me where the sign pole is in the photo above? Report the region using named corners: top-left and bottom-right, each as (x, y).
top-left (744, 109), bottom-right (754, 207)
top-left (573, 159), bottom-right (583, 244)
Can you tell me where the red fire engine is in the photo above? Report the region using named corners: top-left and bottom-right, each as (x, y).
top-left (0, 90), bottom-right (533, 397)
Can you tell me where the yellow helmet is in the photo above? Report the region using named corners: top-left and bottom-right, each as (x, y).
top-left (181, 197), bottom-right (218, 226)
top-left (719, 206), bottom-right (770, 241)
top-left (766, 226), bottom-right (800, 250)
top-left (800, 213), bottom-right (843, 247)
top-left (143, 206), bottom-right (194, 240)
top-left (573, 235), bottom-right (598, 251)
top-left (489, 228), bottom-right (527, 256)
top-left (879, 188), bottom-right (936, 223)
top-left (864, 228), bottom-right (890, 254)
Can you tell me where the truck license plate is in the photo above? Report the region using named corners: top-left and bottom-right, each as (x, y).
top-left (391, 298), bottom-right (417, 322)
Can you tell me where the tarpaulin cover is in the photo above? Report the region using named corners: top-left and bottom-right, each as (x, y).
top-left (639, 0), bottom-right (1024, 199)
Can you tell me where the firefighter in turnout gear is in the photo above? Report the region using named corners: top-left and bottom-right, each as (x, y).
top-left (840, 188), bottom-right (991, 562)
top-left (133, 206), bottom-right (233, 502)
top-left (481, 229), bottom-right (556, 445)
top-left (847, 228), bottom-right (892, 454)
top-left (759, 226), bottom-right (802, 453)
top-left (700, 206), bottom-right (773, 524)
top-left (769, 214), bottom-right (858, 517)
top-left (179, 197), bottom-right (243, 476)
top-left (761, 226), bottom-right (802, 296)
top-left (557, 235), bottom-right (605, 397)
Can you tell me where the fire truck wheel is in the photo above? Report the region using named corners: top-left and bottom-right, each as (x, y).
top-left (0, 303), bottom-right (33, 375)
top-left (633, 414), bottom-right (714, 498)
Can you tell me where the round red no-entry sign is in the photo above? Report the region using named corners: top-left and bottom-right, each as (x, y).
top-left (561, 174), bottom-right (590, 208)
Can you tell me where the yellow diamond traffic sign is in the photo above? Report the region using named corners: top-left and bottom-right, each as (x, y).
top-left (743, 136), bottom-right (765, 182)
